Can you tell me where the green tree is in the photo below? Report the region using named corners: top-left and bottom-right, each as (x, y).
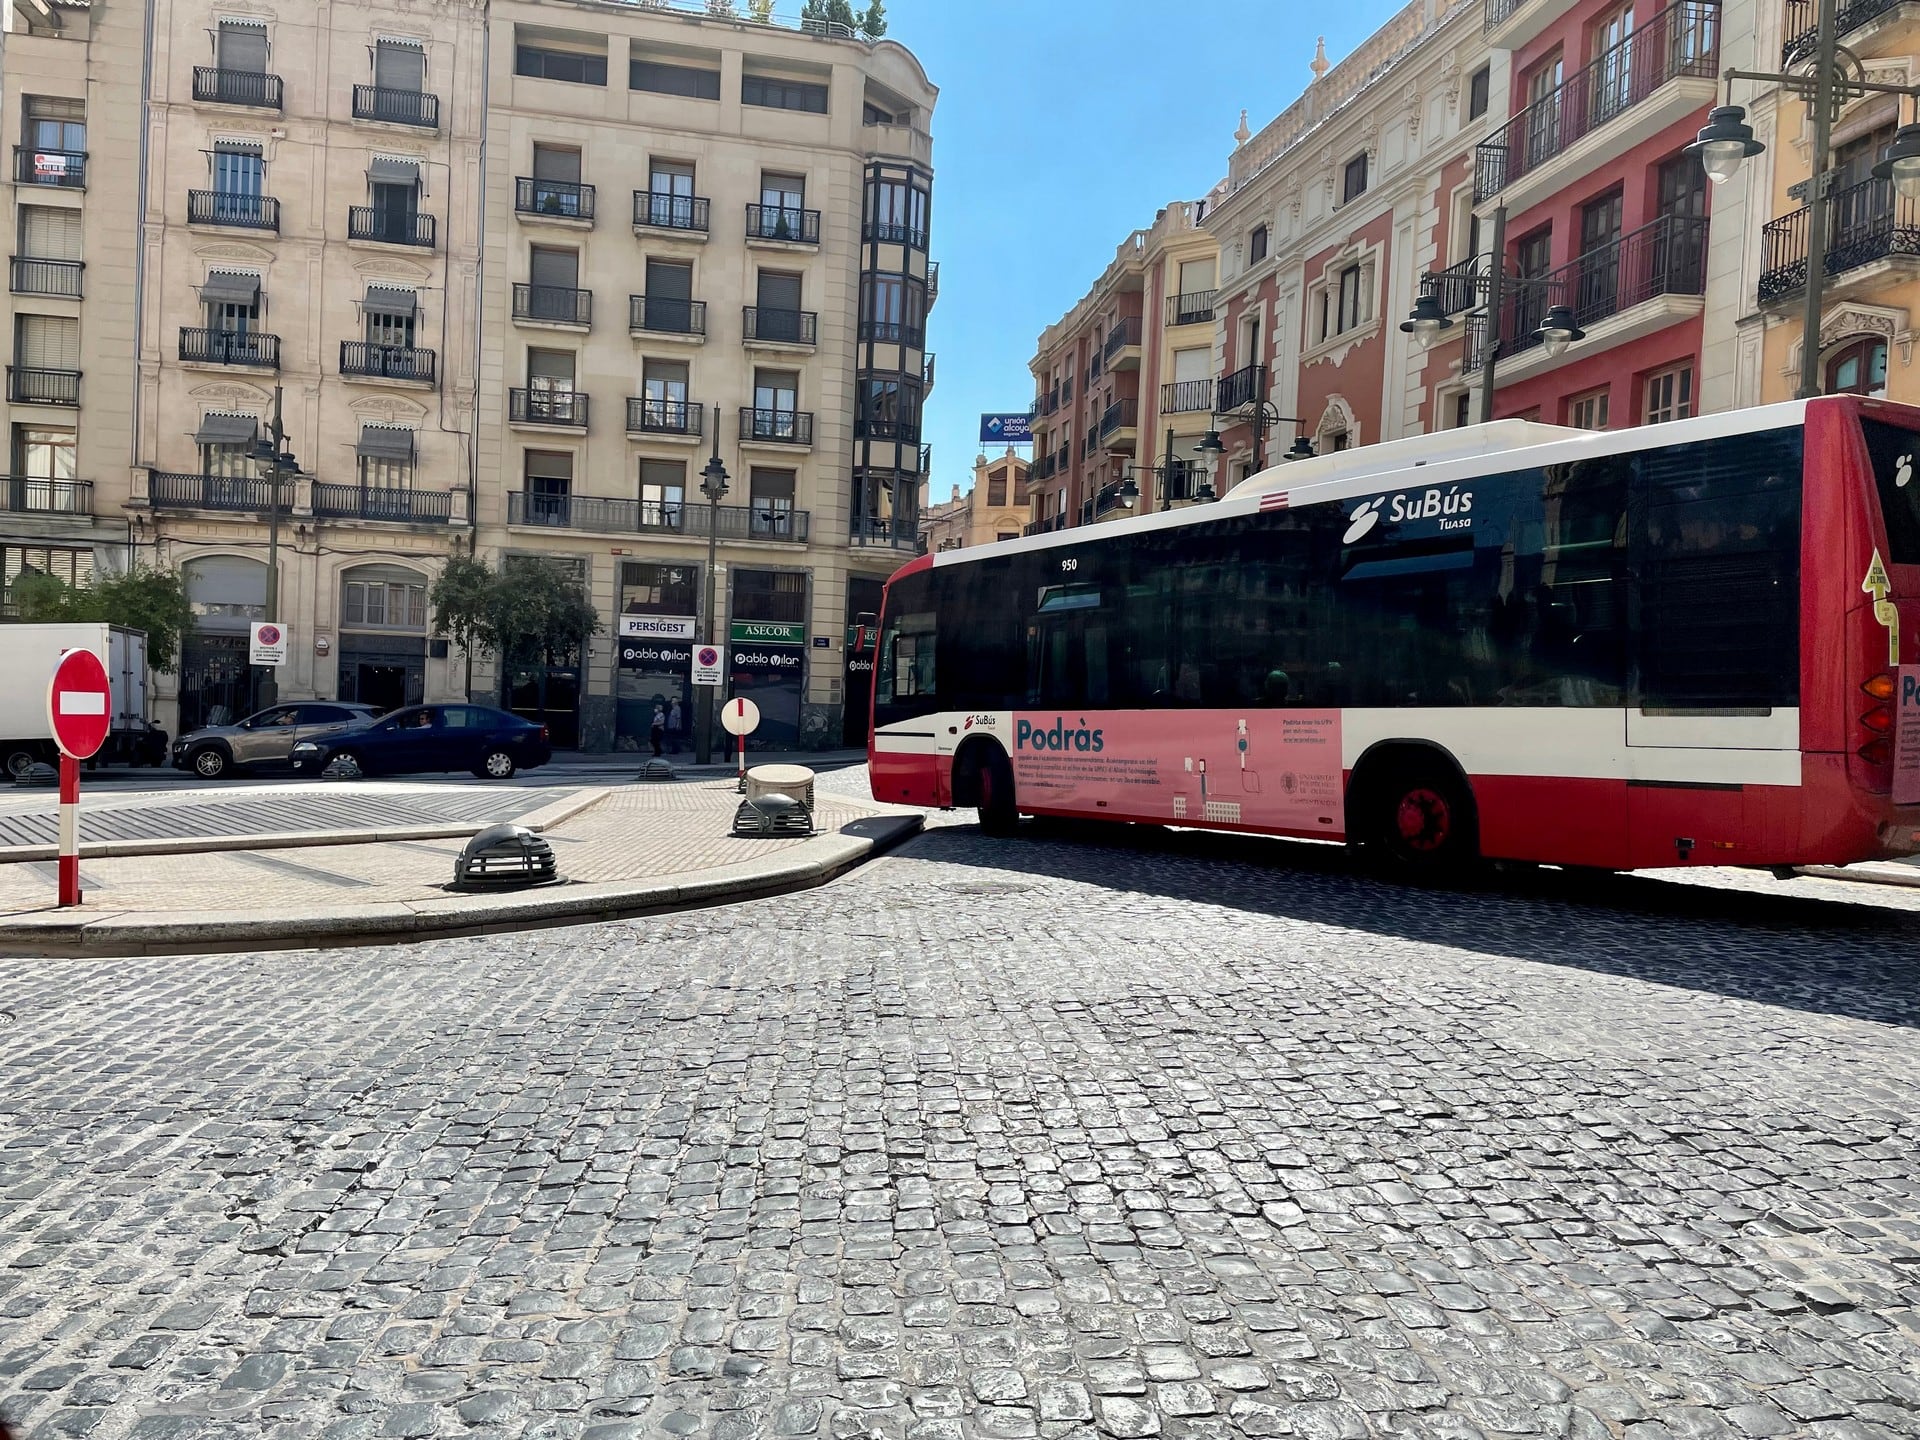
top-left (428, 554), bottom-right (495, 698)
top-left (11, 567), bottom-right (195, 672)
top-left (803, 0), bottom-right (858, 29)
top-left (430, 555), bottom-right (602, 692)
top-left (748, 0), bottom-right (774, 19)
top-left (859, 0), bottom-right (886, 38)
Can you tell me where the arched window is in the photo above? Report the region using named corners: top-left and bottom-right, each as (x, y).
top-left (1826, 336), bottom-right (1888, 397)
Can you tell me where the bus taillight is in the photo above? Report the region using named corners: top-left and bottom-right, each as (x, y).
top-left (1860, 737), bottom-right (1892, 766)
top-left (1862, 672), bottom-right (1897, 701)
top-left (1860, 705), bottom-right (1894, 733)
top-left (1859, 673), bottom-right (1896, 765)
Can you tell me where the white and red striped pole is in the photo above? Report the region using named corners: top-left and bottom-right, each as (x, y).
top-left (735, 698), bottom-right (747, 790)
top-left (57, 752), bottom-right (80, 906)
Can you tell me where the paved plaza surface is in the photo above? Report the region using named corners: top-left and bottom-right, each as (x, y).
top-left (2, 773), bottom-right (1918, 1440)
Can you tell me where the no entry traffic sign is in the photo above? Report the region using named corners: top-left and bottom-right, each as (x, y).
top-left (46, 646), bottom-right (111, 760)
top-left (45, 646), bottom-right (110, 909)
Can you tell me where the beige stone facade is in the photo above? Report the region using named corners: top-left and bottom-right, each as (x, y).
top-left (920, 450), bottom-right (1030, 553)
top-left (2, 0), bottom-right (934, 749)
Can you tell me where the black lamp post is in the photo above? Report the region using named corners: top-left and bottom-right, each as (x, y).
top-left (250, 384), bottom-right (297, 708)
top-left (1680, 0), bottom-right (1920, 397)
top-left (1403, 202), bottom-right (1586, 424)
top-left (1198, 403), bottom-right (1313, 488)
top-left (696, 405), bottom-right (729, 766)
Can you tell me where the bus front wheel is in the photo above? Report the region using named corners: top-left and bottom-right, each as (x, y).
top-left (1359, 759), bottom-right (1478, 878)
top-left (977, 750), bottom-right (1019, 835)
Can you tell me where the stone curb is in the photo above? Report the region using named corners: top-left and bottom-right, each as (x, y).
top-left (0, 812), bottom-right (922, 957)
top-left (0, 787), bottom-right (607, 866)
top-left (1795, 861), bottom-right (1920, 888)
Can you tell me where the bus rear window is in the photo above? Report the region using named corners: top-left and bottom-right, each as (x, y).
top-left (1862, 419), bottom-right (1920, 563)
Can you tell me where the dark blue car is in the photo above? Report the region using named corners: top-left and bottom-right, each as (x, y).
top-left (290, 704), bottom-right (552, 780)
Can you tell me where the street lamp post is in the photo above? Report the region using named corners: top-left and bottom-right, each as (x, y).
top-left (695, 403), bottom-right (729, 766)
top-left (1195, 406), bottom-right (1314, 491)
top-left (1402, 202), bottom-right (1587, 423)
top-left (1682, 0), bottom-right (1920, 397)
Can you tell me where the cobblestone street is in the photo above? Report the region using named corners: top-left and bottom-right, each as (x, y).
top-left (2, 790), bottom-right (1918, 1440)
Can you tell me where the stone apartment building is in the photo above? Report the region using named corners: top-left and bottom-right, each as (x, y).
top-left (0, 0), bottom-right (935, 751)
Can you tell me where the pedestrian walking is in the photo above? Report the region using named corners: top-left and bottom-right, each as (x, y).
top-left (667, 698), bottom-right (683, 753)
top-left (650, 703), bottom-right (666, 757)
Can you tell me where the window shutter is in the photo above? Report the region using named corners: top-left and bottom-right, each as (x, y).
top-left (646, 259), bottom-right (691, 300)
top-left (18, 315), bottom-right (78, 369)
top-left (217, 21), bottom-right (268, 73)
top-left (529, 247), bottom-right (578, 288)
top-left (373, 40), bottom-right (425, 92)
top-left (20, 206), bottom-right (80, 261)
top-left (757, 272), bottom-right (802, 311)
top-left (532, 146), bottom-right (581, 183)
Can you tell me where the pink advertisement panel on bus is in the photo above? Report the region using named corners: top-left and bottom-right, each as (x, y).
top-left (1006, 710), bottom-right (1345, 834)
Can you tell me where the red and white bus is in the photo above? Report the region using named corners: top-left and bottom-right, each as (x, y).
top-left (868, 395), bottom-right (1920, 874)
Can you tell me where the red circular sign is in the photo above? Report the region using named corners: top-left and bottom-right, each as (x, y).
top-left (697, 646), bottom-right (719, 666)
top-left (256, 623), bottom-right (281, 646)
top-left (46, 647), bottom-right (112, 760)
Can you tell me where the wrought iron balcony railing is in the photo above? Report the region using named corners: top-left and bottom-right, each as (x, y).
top-left (1099, 397), bottom-right (1138, 438)
top-left (1783, 0), bottom-right (1902, 65)
top-left (850, 515), bottom-right (923, 550)
top-left (349, 207), bottom-right (435, 247)
top-left (1161, 378), bottom-right (1213, 413)
top-left (516, 177), bottom-right (595, 221)
top-left (192, 66), bottom-right (283, 108)
top-left (352, 84), bottom-right (439, 128)
top-left (634, 191), bottom-right (710, 233)
top-left (507, 489), bottom-right (809, 541)
top-left (1760, 178), bottom-right (1920, 302)
top-left (739, 408), bottom-right (813, 444)
top-left (1475, 1), bottom-right (1719, 202)
top-left (626, 397), bottom-right (703, 436)
top-left (15, 148), bottom-right (85, 188)
top-left (1215, 362), bottom-right (1267, 414)
top-left (862, 219), bottom-right (928, 248)
top-left (745, 203), bottom-right (821, 244)
top-left (7, 367), bottom-right (80, 405)
top-left (629, 295), bottom-right (705, 336)
top-left (513, 283), bottom-right (592, 326)
top-left (858, 320), bottom-right (924, 346)
top-left (1166, 289), bottom-right (1217, 326)
top-left (509, 387), bottom-right (590, 428)
top-left (0, 476), bottom-right (90, 514)
top-left (339, 340), bottom-right (437, 384)
top-left (311, 483), bottom-right (453, 524)
top-left (179, 327), bottom-right (280, 368)
top-left (149, 471), bottom-right (276, 512)
top-left (10, 257), bottom-right (83, 297)
top-left (1481, 213), bottom-right (1709, 358)
top-left (743, 307), bottom-right (818, 345)
top-left (1102, 316), bottom-right (1143, 359)
top-left (188, 190), bottom-right (279, 230)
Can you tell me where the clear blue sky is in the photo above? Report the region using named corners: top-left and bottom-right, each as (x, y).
top-left (900, 0), bottom-right (1399, 505)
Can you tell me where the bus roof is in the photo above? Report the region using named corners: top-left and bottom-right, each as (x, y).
top-left (926, 398), bottom-right (1829, 571)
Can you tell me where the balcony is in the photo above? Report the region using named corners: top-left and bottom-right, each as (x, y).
top-left (1099, 397), bottom-right (1139, 444)
top-left (10, 257), bottom-right (83, 298)
top-left (509, 387), bottom-right (590, 429)
top-left (311, 483), bottom-right (453, 524)
top-left (1216, 362), bottom-right (1267, 415)
top-left (8, 367), bottom-right (80, 405)
top-left (929, 261), bottom-right (940, 300)
top-left (1760, 179), bottom-right (1920, 303)
top-left (629, 295), bottom-right (706, 339)
top-left (1483, 0), bottom-right (1573, 52)
top-left (1103, 316), bottom-right (1143, 370)
top-left (1166, 289), bottom-right (1217, 327)
top-left (188, 190), bottom-right (279, 231)
top-left (1477, 214), bottom-right (1708, 379)
top-left (858, 320), bottom-right (924, 347)
top-left (352, 84), bottom-right (439, 129)
top-left (862, 219), bottom-right (928, 249)
top-left (0, 477), bottom-right (90, 515)
top-left (1161, 378), bottom-right (1213, 413)
top-left (633, 192), bottom-right (711, 237)
top-left (349, 207), bottom-right (435, 248)
top-left (1475, 2), bottom-right (1718, 210)
top-left (851, 515), bottom-right (923, 550)
top-left (1422, 253), bottom-right (1485, 316)
top-left (506, 489), bottom-right (810, 542)
top-left (516, 177), bottom-right (595, 224)
top-left (924, 353), bottom-right (937, 387)
top-left (743, 306), bottom-right (818, 348)
top-left (513, 283), bottom-right (592, 329)
top-left (745, 204), bottom-right (821, 246)
top-left (626, 397), bottom-right (703, 438)
top-left (339, 340), bottom-right (437, 385)
top-left (1038, 389), bottom-right (1060, 416)
top-left (1033, 453), bottom-right (1057, 481)
top-left (148, 471), bottom-right (276, 513)
top-left (15, 147), bottom-right (85, 189)
top-left (179, 327), bottom-right (280, 369)
top-left (1783, 0), bottom-right (1913, 65)
top-left (192, 66), bottom-right (283, 109)
top-left (857, 416), bottom-right (921, 445)
top-left (1023, 516), bottom-right (1064, 536)
top-left (739, 408), bottom-right (813, 446)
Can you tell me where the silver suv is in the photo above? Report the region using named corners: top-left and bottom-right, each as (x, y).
top-left (173, 702), bottom-right (381, 780)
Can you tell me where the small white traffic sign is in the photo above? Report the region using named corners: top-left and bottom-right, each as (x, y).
top-left (250, 621), bottom-right (288, 666)
top-left (720, 696), bottom-right (761, 736)
top-left (46, 647), bottom-right (111, 761)
top-left (691, 643), bottom-right (724, 688)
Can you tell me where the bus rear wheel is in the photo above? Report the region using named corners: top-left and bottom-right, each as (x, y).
top-left (977, 750), bottom-right (1018, 835)
top-left (1363, 761), bottom-right (1478, 878)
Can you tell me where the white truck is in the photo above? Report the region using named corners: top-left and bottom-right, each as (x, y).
top-left (0, 623), bottom-right (168, 777)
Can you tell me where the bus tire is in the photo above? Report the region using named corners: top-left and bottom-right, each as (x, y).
top-left (1356, 753), bottom-right (1479, 878)
top-left (977, 749), bottom-right (1019, 835)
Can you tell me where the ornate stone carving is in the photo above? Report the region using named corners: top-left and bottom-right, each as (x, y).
top-left (186, 381), bottom-right (270, 404)
top-left (346, 394), bottom-right (429, 421)
top-left (191, 241), bottom-right (273, 263)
